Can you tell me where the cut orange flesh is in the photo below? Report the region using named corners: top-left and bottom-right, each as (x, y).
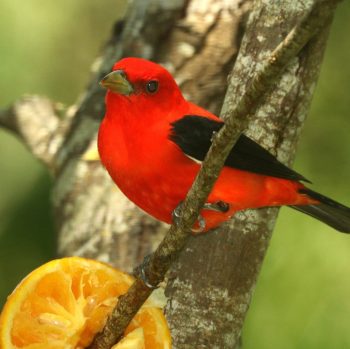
top-left (0, 257), bottom-right (171, 349)
top-left (111, 328), bottom-right (144, 349)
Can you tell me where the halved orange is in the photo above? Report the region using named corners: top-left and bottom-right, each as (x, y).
top-left (0, 257), bottom-right (171, 349)
top-left (111, 328), bottom-right (144, 349)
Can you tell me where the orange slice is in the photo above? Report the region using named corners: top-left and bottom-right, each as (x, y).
top-left (111, 328), bottom-right (144, 349)
top-left (0, 257), bottom-right (171, 349)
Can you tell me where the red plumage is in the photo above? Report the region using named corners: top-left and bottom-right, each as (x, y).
top-left (98, 57), bottom-right (350, 233)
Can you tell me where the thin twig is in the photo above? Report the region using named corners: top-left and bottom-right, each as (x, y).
top-left (87, 1), bottom-right (341, 348)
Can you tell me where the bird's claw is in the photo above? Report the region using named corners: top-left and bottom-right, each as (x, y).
top-left (191, 214), bottom-right (206, 233)
top-left (172, 201), bottom-right (229, 234)
top-left (203, 201), bottom-right (230, 213)
top-left (172, 201), bottom-right (183, 227)
top-left (191, 202), bottom-right (229, 233)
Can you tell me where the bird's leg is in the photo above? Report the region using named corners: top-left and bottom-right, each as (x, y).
top-left (191, 214), bottom-right (206, 233)
top-left (172, 201), bottom-right (206, 233)
top-left (203, 201), bottom-right (230, 213)
top-left (172, 201), bottom-right (230, 234)
top-left (192, 201), bottom-right (230, 233)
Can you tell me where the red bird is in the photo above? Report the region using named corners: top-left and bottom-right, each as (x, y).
top-left (98, 57), bottom-right (350, 233)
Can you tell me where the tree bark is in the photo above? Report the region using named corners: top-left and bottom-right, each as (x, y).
top-left (164, 1), bottom-right (335, 348)
top-left (51, 0), bottom-right (249, 270)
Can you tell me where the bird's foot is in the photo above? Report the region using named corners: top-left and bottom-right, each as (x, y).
top-left (191, 214), bottom-right (206, 233)
top-left (172, 201), bottom-right (183, 227)
top-left (192, 201), bottom-right (229, 233)
top-left (172, 201), bottom-right (229, 233)
top-left (203, 201), bottom-right (230, 213)
top-left (172, 201), bottom-right (206, 233)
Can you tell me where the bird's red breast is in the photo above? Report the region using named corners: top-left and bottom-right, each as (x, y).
top-left (98, 57), bottom-right (315, 231)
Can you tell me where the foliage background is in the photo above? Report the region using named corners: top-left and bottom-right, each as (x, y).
top-left (0, 1), bottom-right (349, 348)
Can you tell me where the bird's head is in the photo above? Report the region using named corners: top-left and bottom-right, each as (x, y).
top-left (100, 57), bottom-right (185, 118)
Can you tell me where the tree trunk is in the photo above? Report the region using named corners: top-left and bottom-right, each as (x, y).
top-left (164, 1), bottom-right (334, 348)
top-left (52, 0), bottom-right (249, 270)
top-left (0, 0), bottom-right (337, 348)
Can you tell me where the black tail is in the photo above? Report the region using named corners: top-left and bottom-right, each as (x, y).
top-left (290, 188), bottom-right (350, 233)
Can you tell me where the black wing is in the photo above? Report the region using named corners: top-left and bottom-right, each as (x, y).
top-left (169, 115), bottom-right (310, 183)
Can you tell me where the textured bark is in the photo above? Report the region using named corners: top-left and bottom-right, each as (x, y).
top-left (53, 0), bottom-right (185, 265)
top-left (50, 0), bottom-right (248, 272)
top-left (0, 96), bottom-right (64, 169)
top-left (0, 1), bottom-right (247, 268)
top-left (165, 1), bottom-right (337, 348)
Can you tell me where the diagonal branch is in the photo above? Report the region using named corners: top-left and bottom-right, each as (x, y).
top-left (88, 1), bottom-right (341, 348)
top-left (166, 2), bottom-right (341, 346)
top-left (52, 0), bottom-right (190, 263)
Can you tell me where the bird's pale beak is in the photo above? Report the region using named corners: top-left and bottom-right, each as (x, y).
top-left (100, 70), bottom-right (134, 95)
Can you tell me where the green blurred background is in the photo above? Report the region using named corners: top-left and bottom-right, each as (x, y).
top-left (0, 1), bottom-right (349, 348)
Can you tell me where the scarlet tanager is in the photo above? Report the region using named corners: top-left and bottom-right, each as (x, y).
top-left (98, 57), bottom-right (350, 233)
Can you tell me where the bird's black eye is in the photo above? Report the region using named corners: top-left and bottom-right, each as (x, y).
top-left (145, 80), bottom-right (159, 94)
